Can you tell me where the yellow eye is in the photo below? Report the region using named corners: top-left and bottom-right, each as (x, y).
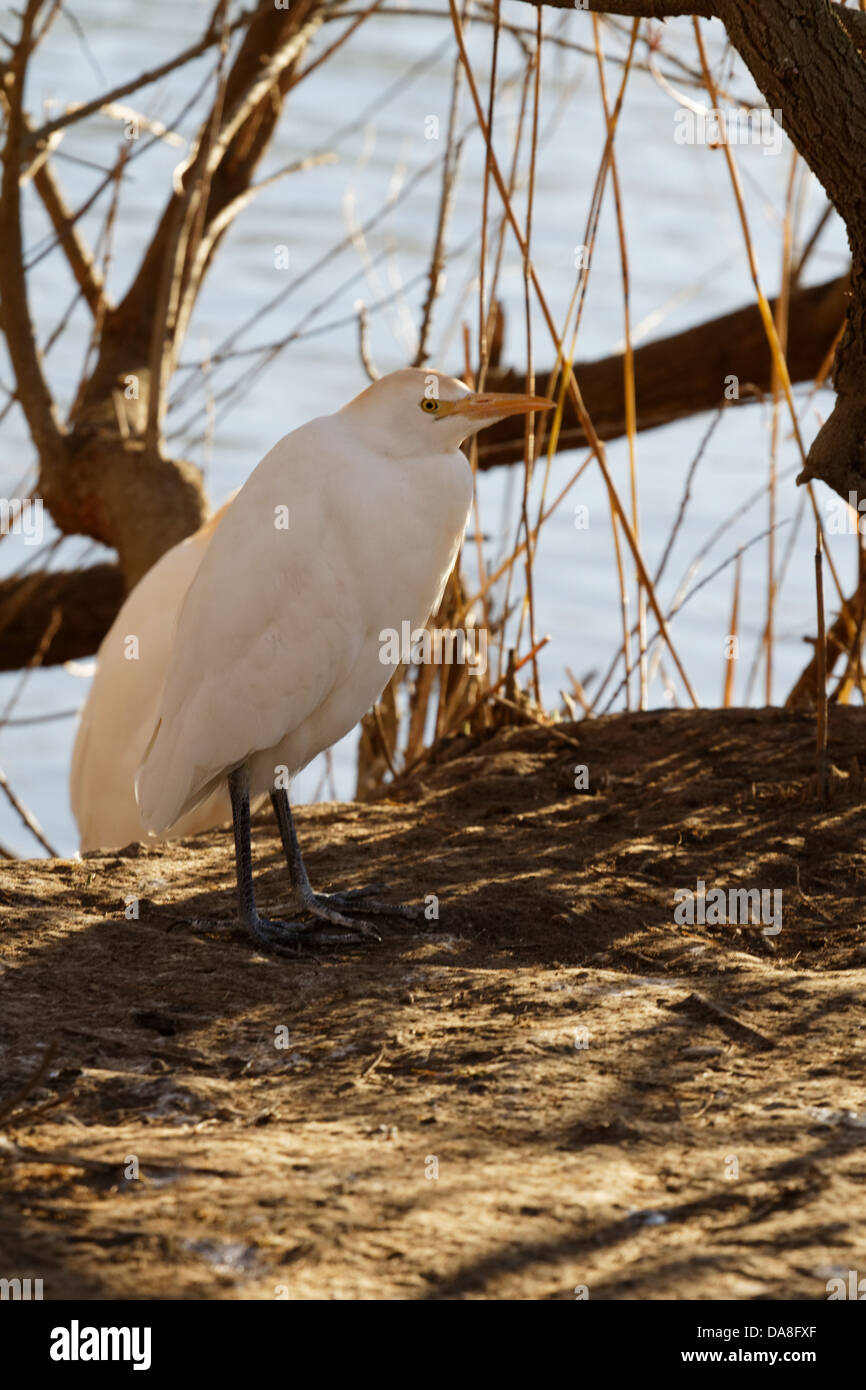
top-left (421, 398), bottom-right (439, 412)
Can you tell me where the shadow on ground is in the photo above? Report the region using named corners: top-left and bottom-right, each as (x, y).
top-left (1, 707), bottom-right (865, 1299)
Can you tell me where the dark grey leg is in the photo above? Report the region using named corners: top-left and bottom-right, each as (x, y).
top-left (228, 765), bottom-right (366, 952)
top-left (229, 764), bottom-right (260, 928)
top-left (269, 784), bottom-right (315, 898)
top-left (270, 787), bottom-right (423, 926)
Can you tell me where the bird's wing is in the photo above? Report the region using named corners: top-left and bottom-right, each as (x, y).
top-left (136, 425), bottom-right (369, 832)
top-left (71, 527), bottom-right (213, 849)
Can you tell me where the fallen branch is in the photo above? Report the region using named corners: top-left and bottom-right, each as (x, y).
top-left (477, 274), bottom-right (848, 468)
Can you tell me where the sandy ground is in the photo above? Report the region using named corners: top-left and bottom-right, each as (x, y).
top-left (1, 706), bottom-right (865, 1300)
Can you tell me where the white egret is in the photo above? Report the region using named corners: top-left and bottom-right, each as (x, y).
top-left (136, 368), bottom-right (551, 951)
top-left (70, 501), bottom-right (235, 851)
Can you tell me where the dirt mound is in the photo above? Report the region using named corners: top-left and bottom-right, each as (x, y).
top-left (1, 707), bottom-right (865, 1299)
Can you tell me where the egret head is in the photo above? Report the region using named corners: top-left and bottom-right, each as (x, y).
top-left (343, 367), bottom-right (552, 457)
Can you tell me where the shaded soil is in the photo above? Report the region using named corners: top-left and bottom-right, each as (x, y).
top-left (1, 706), bottom-right (865, 1300)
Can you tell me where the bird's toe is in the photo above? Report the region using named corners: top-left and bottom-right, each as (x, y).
top-left (311, 890), bottom-right (423, 923)
top-left (303, 899), bottom-right (382, 940)
top-left (322, 882), bottom-right (389, 903)
top-left (245, 912), bottom-right (370, 952)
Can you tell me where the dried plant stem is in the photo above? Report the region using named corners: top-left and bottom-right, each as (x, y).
top-left (765, 151), bottom-right (798, 703)
top-left (449, 0), bottom-right (697, 707)
top-left (815, 525), bottom-right (828, 804)
top-left (531, 20), bottom-right (639, 544)
top-left (467, 0), bottom-right (501, 655)
top-left (459, 452), bottom-right (594, 622)
top-left (478, 0), bottom-right (500, 374)
top-left (692, 19), bottom-right (848, 627)
top-left (518, 10), bottom-right (543, 705)
top-left (593, 15), bottom-right (646, 709)
top-left (396, 635), bottom-right (550, 784)
top-left (413, 23), bottom-right (466, 367)
top-left (723, 553), bottom-right (741, 709)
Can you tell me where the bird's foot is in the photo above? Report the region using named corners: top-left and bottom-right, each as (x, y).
top-left (309, 884), bottom-right (424, 924)
top-left (243, 910), bottom-right (370, 955)
top-left (315, 881), bottom-right (388, 903)
top-left (296, 893), bottom-right (384, 940)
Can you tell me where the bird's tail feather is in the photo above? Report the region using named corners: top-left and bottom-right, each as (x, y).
top-left (137, 711), bottom-right (242, 835)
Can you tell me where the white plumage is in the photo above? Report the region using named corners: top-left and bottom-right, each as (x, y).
top-left (70, 502), bottom-right (233, 851)
top-left (131, 367), bottom-right (550, 950)
top-left (137, 371), bottom-right (473, 833)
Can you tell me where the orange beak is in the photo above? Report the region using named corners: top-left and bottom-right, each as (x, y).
top-left (457, 391), bottom-right (554, 421)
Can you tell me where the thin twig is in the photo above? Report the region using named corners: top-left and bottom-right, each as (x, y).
top-left (0, 1041), bottom-right (58, 1128)
top-left (723, 553), bottom-right (741, 709)
top-left (0, 765), bottom-right (59, 857)
top-left (815, 525), bottom-right (828, 804)
top-left (490, 694), bottom-right (581, 749)
top-left (23, 3), bottom-right (256, 150)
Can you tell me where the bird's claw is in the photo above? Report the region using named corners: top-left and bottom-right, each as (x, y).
top-left (320, 881), bottom-right (389, 902)
top-left (311, 886), bottom-right (424, 923)
top-left (244, 912), bottom-right (368, 953)
top-left (299, 895), bottom-right (383, 940)
top-left (244, 883), bottom-right (422, 955)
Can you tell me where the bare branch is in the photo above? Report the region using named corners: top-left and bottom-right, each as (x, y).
top-left (27, 132), bottom-right (108, 317)
top-left (72, 1), bottom-right (331, 450)
top-left (518, 0), bottom-right (866, 45)
top-left (477, 272), bottom-right (848, 468)
top-left (22, 4), bottom-right (256, 152)
top-left (0, 0), bottom-right (68, 462)
top-left (0, 763), bottom-right (58, 856)
top-left (0, 563), bottom-right (124, 669)
top-left (516, 0), bottom-right (866, 508)
top-left (527, 1), bottom-right (715, 13)
top-left (145, 6), bottom-right (233, 457)
top-left (169, 3), bottom-right (330, 371)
